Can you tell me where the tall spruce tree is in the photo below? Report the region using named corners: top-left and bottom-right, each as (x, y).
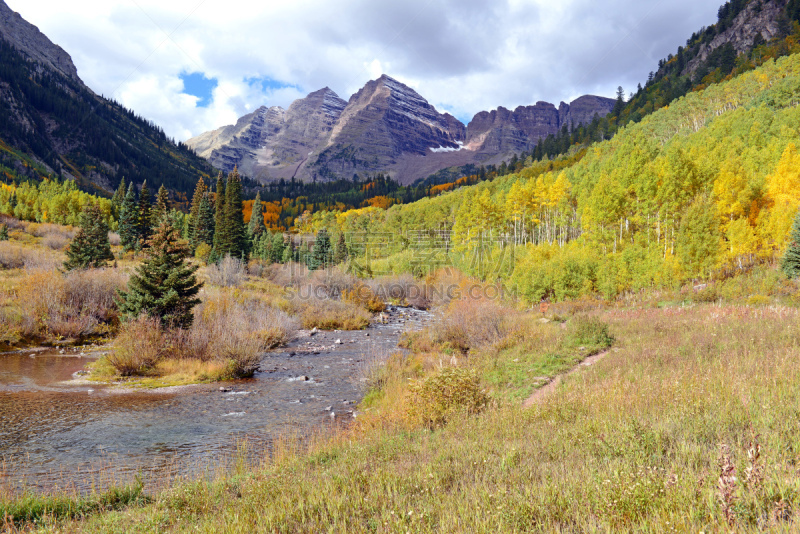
top-left (117, 219), bottom-right (202, 329)
top-left (138, 181), bottom-right (153, 248)
top-left (64, 203), bottom-right (114, 270)
top-left (281, 237), bottom-right (295, 264)
top-left (224, 167), bottom-right (248, 260)
top-left (188, 177), bottom-right (207, 250)
top-left (111, 177), bottom-right (126, 215)
top-left (782, 208), bottom-right (800, 278)
top-left (334, 232), bottom-right (348, 264)
top-left (271, 232), bottom-right (285, 264)
top-left (119, 182), bottom-right (138, 251)
top-left (151, 185), bottom-right (170, 226)
top-left (193, 192), bottom-right (215, 250)
top-left (309, 229), bottom-right (332, 270)
top-left (0, 224), bottom-right (9, 241)
top-left (211, 172), bottom-right (227, 261)
top-left (248, 191), bottom-right (266, 239)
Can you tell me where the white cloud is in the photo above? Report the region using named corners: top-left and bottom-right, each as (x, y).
top-left (6, 0), bottom-right (724, 139)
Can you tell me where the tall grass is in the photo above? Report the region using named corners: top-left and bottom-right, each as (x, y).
top-left (46, 303), bottom-right (800, 532)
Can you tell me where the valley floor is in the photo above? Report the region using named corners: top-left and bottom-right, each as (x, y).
top-left (9, 295), bottom-right (800, 533)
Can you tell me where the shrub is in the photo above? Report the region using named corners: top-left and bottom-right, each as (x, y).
top-left (107, 316), bottom-right (166, 375)
top-left (266, 262), bottom-right (309, 288)
top-left (195, 242), bottom-right (211, 263)
top-left (434, 297), bottom-right (515, 353)
top-left (43, 233), bottom-right (68, 250)
top-left (16, 268), bottom-right (127, 338)
top-left (344, 283), bottom-right (386, 313)
top-left (207, 255), bottom-right (246, 287)
top-left (0, 241), bottom-right (24, 269)
top-left (108, 232), bottom-right (121, 247)
top-left (298, 297), bottom-right (371, 330)
top-left (564, 315), bottom-right (614, 354)
top-left (406, 367), bottom-right (489, 429)
top-left (186, 291), bottom-right (298, 377)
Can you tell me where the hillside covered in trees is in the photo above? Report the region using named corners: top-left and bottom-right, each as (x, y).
top-left (292, 52), bottom-right (800, 301)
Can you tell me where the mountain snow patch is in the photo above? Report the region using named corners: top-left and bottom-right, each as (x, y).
top-left (430, 142), bottom-right (465, 153)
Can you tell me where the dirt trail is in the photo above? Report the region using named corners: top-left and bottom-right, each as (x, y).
top-left (522, 350), bottom-right (609, 408)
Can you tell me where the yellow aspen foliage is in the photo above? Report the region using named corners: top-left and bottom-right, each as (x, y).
top-left (759, 143), bottom-right (800, 253)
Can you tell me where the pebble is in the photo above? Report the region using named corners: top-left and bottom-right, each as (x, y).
top-left (219, 387), bottom-right (230, 392)
top-left (335, 339), bottom-right (342, 344)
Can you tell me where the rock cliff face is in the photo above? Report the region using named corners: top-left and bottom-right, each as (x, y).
top-left (0, 0), bottom-right (81, 83)
top-left (187, 76), bottom-right (614, 185)
top-left (684, 0), bottom-right (785, 76)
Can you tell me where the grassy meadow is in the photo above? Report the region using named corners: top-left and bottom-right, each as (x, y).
top-left (1, 258), bottom-right (798, 531)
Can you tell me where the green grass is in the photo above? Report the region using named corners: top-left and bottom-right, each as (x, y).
top-left (1, 480), bottom-right (148, 530)
top-left (11, 288), bottom-right (800, 532)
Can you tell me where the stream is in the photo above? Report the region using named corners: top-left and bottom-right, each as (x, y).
top-left (0, 306), bottom-right (433, 494)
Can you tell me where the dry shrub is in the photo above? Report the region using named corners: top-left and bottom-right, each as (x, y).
top-left (107, 316), bottom-right (166, 375)
top-left (299, 297), bottom-right (371, 330)
top-left (247, 259), bottom-right (271, 277)
top-left (15, 268), bottom-right (128, 338)
top-left (310, 266), bottom-right (357, 297)
top-left (344, 283), bottom-right (386, 313)
top-left (188, 291), bottom-right (298, 377)
top-left (106, 291), bottom-right (298, 379)
top-left (266, 262), bottom-right (309, 288)
top-left (0, 242), bottom-right (25, 269)
top-left (0, 215), bottom-right (24, 230)
top-left (434, 297), bottom-right (517, 353)
top-left (27, 222), bottom-right (75, 240)
top-left (42, 233), bottom-right (68, 250)
top-left (365, 274), bottom-right (430, 309)
top-left (406, 367), bottom-right (489, 429)
top-left (207, 255), bottom-right (246, 287)
top-left (108, 232), bottom-right (121, 247)
top-left (425, 268), bottom-right (472, 307)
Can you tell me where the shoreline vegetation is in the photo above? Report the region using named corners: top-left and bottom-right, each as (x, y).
top-left (4, 265), bottom-right (800, 531)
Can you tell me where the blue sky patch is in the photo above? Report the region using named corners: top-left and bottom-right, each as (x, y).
top-left (246, 76), bottom-right (301, 93)
top-left (180, 72), bottom-right (218, 107)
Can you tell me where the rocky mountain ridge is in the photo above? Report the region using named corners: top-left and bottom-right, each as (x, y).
top-left (684, 0), bottom-right (785, 76)
top-left (188, 76), bottom-right (614, 185)
top-left (0, 0), bottom-right (80, 83)
top-left (0, 0), bottom-right (216, 196)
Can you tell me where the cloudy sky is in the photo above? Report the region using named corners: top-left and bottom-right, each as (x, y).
top-left (9, 0), bottom-right (723, 141)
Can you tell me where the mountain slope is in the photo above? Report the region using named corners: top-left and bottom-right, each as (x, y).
top-left (0, 0), bottom-right (216, 198)
top-left (187, 76), bottom-right (614, 185)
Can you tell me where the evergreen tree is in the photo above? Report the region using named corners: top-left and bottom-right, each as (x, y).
top-left (281, 237), bottom-right (294, 264)
top-left (111, 177), bottom-right (126, 215)
top-left (248, 191), bottom-right (266, 239)
top-left (334, 232), bottom-right (348, 264)
top-left (270, 232), bottom-right (285, 264)
top-left (188, 177), bottom-right (207, 250)
top-left (193, 193), bottom-right (215, 249)
top-left (63, 203), bottom-right (114, 270)
top-left (119, 182), bottom-right (138, 251)
top-left (117, 219), bottom-right (202, 329)
top-left (151, 185), bottom-right (170, 226)
top-left (224, 167), bottom-right (248, 260)
top-left (0, 223), bottom-right (8, 241)
top-left (211, 172), bottom-right (227, 261)
top-left (309, 229), bottom-right (332, 270)
top-left (252, 231), bottom-right (271, 261)
top-left (782, 208), bottom-right (800, 278)
top-left (138, 181), bottom-right (153, 248)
